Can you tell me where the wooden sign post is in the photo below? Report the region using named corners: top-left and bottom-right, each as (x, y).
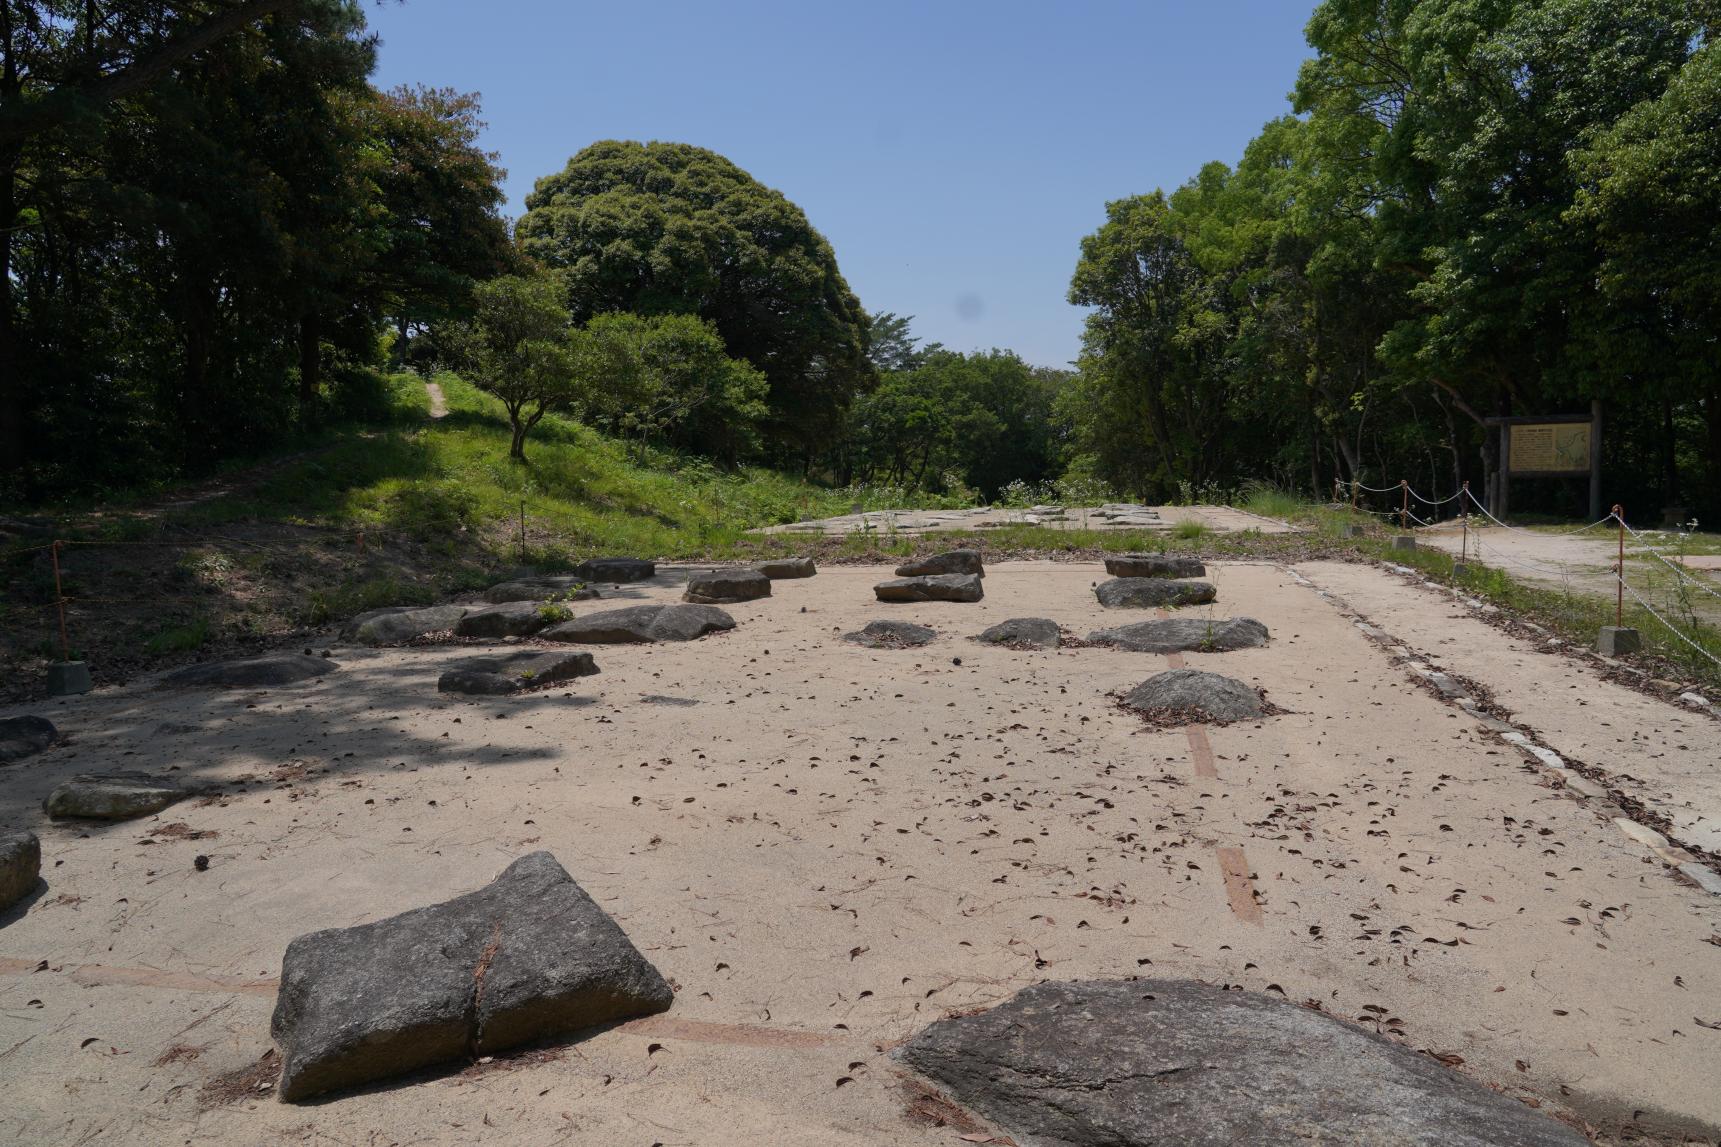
top-left (1488, 401), bottom-right (1602, 522)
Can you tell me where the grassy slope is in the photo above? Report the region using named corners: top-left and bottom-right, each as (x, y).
top-left (173, 372), bottom-right (966, 559)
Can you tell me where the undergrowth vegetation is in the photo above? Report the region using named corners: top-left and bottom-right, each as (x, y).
top-left (173, 373), bottom-right (966, 562)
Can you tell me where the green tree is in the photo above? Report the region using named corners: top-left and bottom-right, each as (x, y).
top-left (580, 312), bottom-right (769, 464)
top-left (866, 311), bottom-right (941, 373)
top-left (514, 140), bottom-right (872, 462)
top-left (848, 349), bottom-right (1056, 498)
top-left (365, 85), bottom-right (516, 364)
top-left (449, 275), bottom-right (578, 461)
top-left (1572, 39), bottom-right (1721, 507)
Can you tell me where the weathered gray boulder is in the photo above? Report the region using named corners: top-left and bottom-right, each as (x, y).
top-left (482, 577), bottom-right (600, 605)
top-left (1088, 617), bottom-right (1269, 653)
top-left (753, 557), bottom-right (817, 579)
top-left (574, 557), bottom-right (656, 583)
top-left (896, 549), bottom-right (983, 578)
top-left (437, 651), bottom-right (599, 695)
top-left (453, 601), bottom-right (557, 639)
top-left (0, 831), bottom-right (41, 911)
top-left (44, 773), bottom-right (191, 820)
top-left (1120, 668), bottom-right (1265, 723)
top-left (345, 605), bottom-right (471, 646)
top-left (974, 618), bottom-right (1061, 649)
top-left (899, 979), bottom-right (1587, 1147)
top-left (646, 604), bottom-right (736, 642)
top-left (543, 605), bottom-right (662, 644)
top-left (1104, 553), bottom-right (1207, 579)
top-left (158, 653), bottom-right (336, 689)
top-left (874, 573), bottom-right (984, 603)
top-left (271, 851), bottom-right (673, 1102)
top-left (684, 569), bottom-right (771, 604)
top-left (543, 604), bottom-right (735, 644)
top-left (1094, 578), bottom-right (1216, 608)
top-left (0, 715), bottom-right (57, 764)
top-left (844, 620), bottom-right (937, 648)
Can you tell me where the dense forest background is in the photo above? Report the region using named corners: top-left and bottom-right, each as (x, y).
top-left (3, 1), bottom-right (1717, 523)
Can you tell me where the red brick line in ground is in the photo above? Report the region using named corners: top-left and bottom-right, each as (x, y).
top-left (1214, 846), bottom-right (1263, 926)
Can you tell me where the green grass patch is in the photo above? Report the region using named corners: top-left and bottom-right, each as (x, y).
top-left (1171, 519), bottom-right (1210, 542)
top-left (144, 618), bottom-right (212, 654)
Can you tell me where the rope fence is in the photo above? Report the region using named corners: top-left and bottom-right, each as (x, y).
top-left (1329, 477), bottom-right (1720, 673)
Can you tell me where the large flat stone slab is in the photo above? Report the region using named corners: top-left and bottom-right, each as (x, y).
top-left (438, 651), bottom-right (599, 695)
top-left (899, 979), bottom-right (1587, 1147)
top-left (896, 549), bottom-right (983, 578)
top-left (158, 653), bottom-right (337, 689)
top-left (1120, 668), bottom-right (1265, 724)
top-left (543, 604), bottom-right (735, 644)
top-left (1094, 577), bottom-right (1216, 608)
top-left (574, 557), bottom-right (656, 583)
top-left (974, 618), bottom-right (1061, 649)
top-left (874, 573), bottom-right (984, 603)
top-left (0, 831), bottom-right (41, 911)
top-left (44, 773), bottom-right (192, 820)
top-left (271, 851), bottom-right (673, 1101)
top-left (482, 576), bottom-right (601, 605)
top-left (453, 601), bottom-right (557, 638)
top-left (753, 557), bottom-right (817, 579)
top-left (844, 620), bottom-right (937, 648)
top-left (684, 569), bottom-right (771, 604)
top-left (0, 715), bottom-right (57, 764)
top-left (1087, 617), bottom-right (1268, 653)
top-left (1103, 553), bottom-right (1206, 578)
top-left (345, 605), bottom-right (471, 645)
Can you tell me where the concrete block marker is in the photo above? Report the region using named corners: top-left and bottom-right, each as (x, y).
top-left (1344, 524), bottom-right (1366, 538)
top-left (1597, 626), bottom-right (1641, 656)
top-left (46, 661), bottom-right (92, 696)
top-left (1391, 535), bottom-right (1417, 552)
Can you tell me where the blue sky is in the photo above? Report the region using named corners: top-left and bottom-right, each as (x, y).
top-left (367, 1), bottom-right (1319, 369)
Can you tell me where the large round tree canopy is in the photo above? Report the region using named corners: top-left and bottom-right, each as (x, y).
top-left (516, 141), bottom-right (871, 455)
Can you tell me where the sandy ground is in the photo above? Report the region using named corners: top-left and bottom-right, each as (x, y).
top-left (754, 503), bottom-right (1294, 536)
top-left (2, 561), bottom-right (1719, 1146)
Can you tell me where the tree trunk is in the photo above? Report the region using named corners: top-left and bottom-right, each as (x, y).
top-left (1333, 434), bottom-right (1361, 485)
top-left (0, 140), bottom-right (21, 483)
top-left (1707, 387), bottom-right (1721, 514)
top-left (298, 313), bottom-right (322, 427)
top-left (1661, 396), bottom-right (1679, 505)
top-left (0, 0), bottom-right (23, 482)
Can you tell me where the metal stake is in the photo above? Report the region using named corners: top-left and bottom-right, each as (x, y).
top-left (1613, 504), bottom-right (1625, 628)
top-left (50, 539), bottom-right (71, 661)
top-left (1460, 482), bottom-right (1469, 562)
